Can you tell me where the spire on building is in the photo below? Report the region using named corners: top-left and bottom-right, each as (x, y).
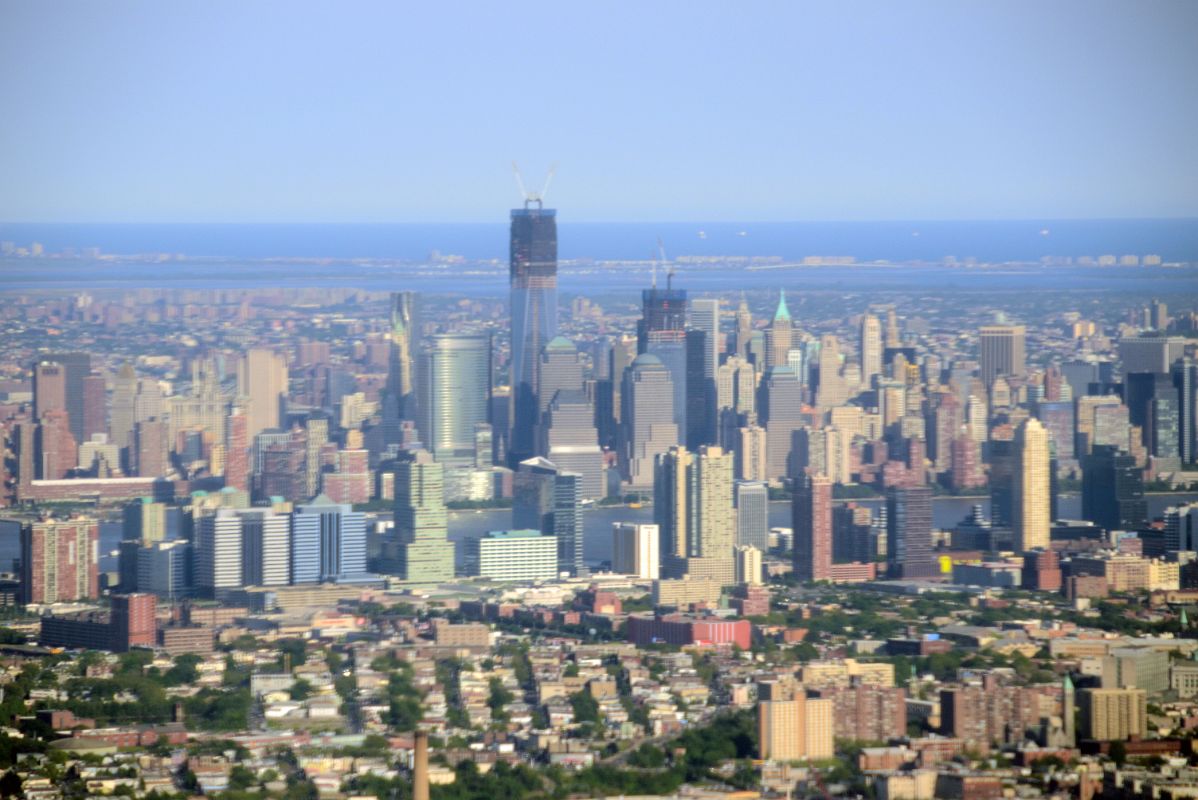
top-left (773, 290), bottom-right (791, 323)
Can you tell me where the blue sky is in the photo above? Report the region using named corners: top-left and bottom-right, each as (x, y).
top-left (1, 1), bottom-right (1195, 223)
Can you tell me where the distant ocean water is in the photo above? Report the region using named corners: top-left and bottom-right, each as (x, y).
top-left (1, 219), bottom-right (1197, 263)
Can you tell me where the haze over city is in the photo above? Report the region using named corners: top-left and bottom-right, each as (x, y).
top-left (2, 3), bottom-right (1198, 800)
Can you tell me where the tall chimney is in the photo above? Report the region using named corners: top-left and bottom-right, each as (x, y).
top-left (414, 730), bottom-right (429, 800)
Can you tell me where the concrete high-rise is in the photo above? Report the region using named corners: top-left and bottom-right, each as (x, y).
top-left (759, 367), bottom-right (804, 482)
top-left (110, 363), bottom-right (138, 454)
top-left (1078, 688), bottom-right (1147, 741)
top-left (793, 474), bottom-right (833, 582)
top-left (860, 313), bottom-right (882, 389)
top-left (509, 203), bottom-right (558, 465)
top-left (611, 522), bottom-right (660, 579)
top-left (979, 325), bottom-right (1026, 386)
top-left (239, 349), bottom-right (288, 440)
top-left (757, 679), bottom-right (835, 762)
top-left (417, 333), bottom-right (492, 465)
top-left (816, 334), bottom-right (847, 409)
top-left (654, 445), bottom-right (735, 585)
top-left (392, 450), bottom-right (455, 584)
top-left (734, 293), bottom-right (753, 360)
top-left (619, 354), bottom-right (678, 489)
top-left (1014, 417), bottom-right (1051, 552)
top-left (639, 275), bottom-right (688, 436)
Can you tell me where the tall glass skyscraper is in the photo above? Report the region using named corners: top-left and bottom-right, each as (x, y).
top-left (293, 495), bottom-right (368, 583)
top-left (509, 204), bottom-right (558, 464)
top-left (387, 291), bottom-right (419, 425)
top-left (392, 449), bottom-right (455, 584)
top-left (417, 333), bottom-right (493, 465)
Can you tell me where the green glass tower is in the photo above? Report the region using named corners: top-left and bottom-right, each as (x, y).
top-left (393, 449), bottom-right (455, 584)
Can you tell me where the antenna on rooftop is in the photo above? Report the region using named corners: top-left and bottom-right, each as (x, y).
top-left (511, 161), bottom-right (558, 209)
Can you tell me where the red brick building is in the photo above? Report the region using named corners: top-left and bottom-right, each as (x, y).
top-left (812, 682), bottom-right (907, 742)
top-left (794, 475), bottom-right (833, 581)
top-left (1023, 549), bottom-right (1063, 592)
top-left (20, 517), bottom-right (99, 604)
top-left (626, 614), bottom-right (751, 649)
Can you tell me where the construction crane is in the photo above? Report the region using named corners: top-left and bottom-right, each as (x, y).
top-left (511, 161), bottom-right (557, 208)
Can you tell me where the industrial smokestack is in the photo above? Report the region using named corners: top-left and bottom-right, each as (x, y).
top-left (414, 730), bottom-right (429, 800)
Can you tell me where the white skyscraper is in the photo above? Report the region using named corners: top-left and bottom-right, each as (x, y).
top-left (195, 508), bottom-right (243, 598)
top-left (612, 522), bottom-right (660, 579)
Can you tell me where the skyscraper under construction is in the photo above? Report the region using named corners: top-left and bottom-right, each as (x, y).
top-left (509, 202), bottom-right (558, 465)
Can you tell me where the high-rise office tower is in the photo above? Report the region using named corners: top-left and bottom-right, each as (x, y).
top-left (536, 336), bottom-right (584, 451)
top-left (735, 293), bottom-right (753, 360)
top-left (294, 495), bottom-right (368, 582)
top-left (887, 485), bottom-right (935, 578)
top-left (1034, 400), bottom-right (1076, 463)
top-left (122, 496), bottom-right (166, 545)
top-left (817, 334), bottom-right (846, 409)
top-left (1172, 358), bottom-right (1197, 465)
top-left (885, 307), bottom-right (902, 348)
top-left (735, 480), bottom-right (769, 552)
top-left (195, 509), bottom-right (243, 599)
top-left (759, 367), bottom-right (804, 482)
top-left (133, 418), bottom-right (168, 478)
top-left (1082, 445), bottom-right (1147, 533)
top-left (860, 313), bottom-right (882, 389)
top-left (36, 408), bottom-right (76, 479)
top-left (238, 508), bottom-right (291, 586)
top-left (1014, 417), bottom-right (1051, 552)
top-left (417, 333), bottom-right (492, 466)
top-left (1164, 504), bottom-right (1198, 553)
top-left (597, 335), bottom-right (638, 449)
top-left (1126, 372), bottom-right (1181, 466)
top-left (685, 328), bottom-right (717, 448)
top-left (735, 544), bottom-right (763, 585)
top-left (387, 291), bottom-right (418, 423)
top-left (611, 522), bottom-right (660, 579)
top-left (689, 298), bottom-right (720, 381)
top-left (135, 540), bottom-right (191, 600)
top-left (638, 274), bottom-right (688, 435)
top-left (1119, 336), bottom-right (1186, 375)
top-left (793, 474), bottom-right (833, 582)
top-left (239, 349), bottom-right (288, 441)
top-left (33, 361), bottom-right (67, 421)
top-left (20, 518), bottom-right (99, 604)
top-left (979, 325), bottom-right (1027, 386)
top-left (392, 449), bottom-right (454, 584)
top-left (543, 389), bottom-right (604, 501)
top-left (110, 363), bottom-right (137, 453)
top-left (304, 415), bottom-right (328, 498)
top-left (619, 354), bottom-right (678, 489)
top-left (40, 352), bottom-right (92, 444)
top-left (509, 202), bottom-right (558, 464)
top-left (514, 457), bottom-right (584, 577)
top-left (81, 373), bottom-right (106, 443)
top-left (654, 445), bottom-right (735, 584)
top-left (765, 291), bottom-right (793, 369)
top-left (928, 392), bottom-right (963, 473)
